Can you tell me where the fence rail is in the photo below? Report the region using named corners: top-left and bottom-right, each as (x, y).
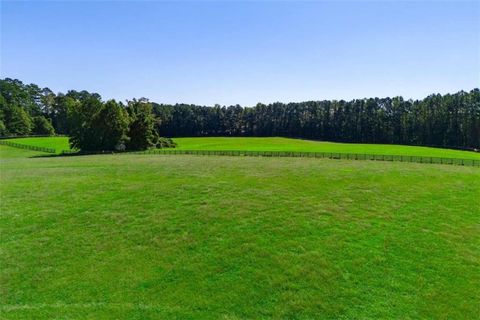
top-left (0, 134), bottom-right (67, 140)
top-left (60, 148), bottom-right (480, 167)
top-left (0, 140), bottom-right (56, 153)
top-left (3, 139), bottom-right (477, 167)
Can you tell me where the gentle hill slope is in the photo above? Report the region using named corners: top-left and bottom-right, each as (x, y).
top-left (5, 136), bottom-right (71, 153)
top-left (175, 137), bottom-right (480, 160)
top-left (0, 145), bottom-right (47, 159)
top-left (4, 136), bottom-right (480, 160)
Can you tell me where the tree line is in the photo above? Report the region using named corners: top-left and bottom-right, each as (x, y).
top-left (0, 78), bottom-right (175, 151)
top-left (152, 91), bottom-right (480, 150)
top-left (1, 78), bottom-right (479, 150)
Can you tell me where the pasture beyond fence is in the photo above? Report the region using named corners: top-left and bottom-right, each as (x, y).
top-left (126, 149), bottom-right (480, 167)
top-left (1, 139), bottom-right (478, 167)
top-left (0, 140), bottom-right (56, 153)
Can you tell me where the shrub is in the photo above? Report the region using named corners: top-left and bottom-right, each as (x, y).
top-left (157, 137), bottom-right (177, 148)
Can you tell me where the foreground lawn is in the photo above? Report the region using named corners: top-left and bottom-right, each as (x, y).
top-left (174, 137), bottom-right (480, 160)
top-left (0, 146), bottom-right (46, 159)
top-left (1, 145), bottom-right (479, 319)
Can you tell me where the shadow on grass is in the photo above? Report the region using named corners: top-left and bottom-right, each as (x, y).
top-left (27, 149), bottom-right (480, 168)
top-left (30, 151), bottom-right (116, 158)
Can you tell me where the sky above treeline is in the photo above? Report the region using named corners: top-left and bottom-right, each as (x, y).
top-left (1, 1), bottom-right (479, 106)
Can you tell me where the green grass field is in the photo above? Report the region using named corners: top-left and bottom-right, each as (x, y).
top-left (4, 136), bottom-right (480, 160)
top-left (1, 144), bottom-right (479, 319)
top-left (174, 137), bottom-right (480, 160)
top-left (5, 136), bottom-right (71, 153)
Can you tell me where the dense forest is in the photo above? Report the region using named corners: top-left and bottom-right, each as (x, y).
top-left (1, 78), bottom-right (479, 150)
top-left (153, 93), bottom-right (480, 150)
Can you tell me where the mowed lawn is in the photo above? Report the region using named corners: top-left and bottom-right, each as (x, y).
top-left (5, 136), bottom-right (71, 153)
top-left (1, 145), bottom-right (479, 319)
top-left (175, 137), bottom-right (480, 160)
top-left (4, 136), bottom-right (480, 160)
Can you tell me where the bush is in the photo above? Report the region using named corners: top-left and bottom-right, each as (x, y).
top-left (157, 137), bottom-right (177, 148)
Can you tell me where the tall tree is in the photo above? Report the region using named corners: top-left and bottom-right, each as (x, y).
top-left (69, 99), bottom-right (129, 151)
top-left (126, 99), bottom-right (158, 150)
top-left (32, 116), bottom-right (55, 135)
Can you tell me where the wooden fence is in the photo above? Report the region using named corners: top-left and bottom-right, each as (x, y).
top-left (2, 139), bottom-right (478, 167)
top-left (114, 149), bottom-right (479, 167)
top-left (0, 140), bottom-right (56, 153)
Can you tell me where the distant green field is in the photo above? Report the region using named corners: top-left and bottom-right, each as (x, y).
top-left (1, 145), bottom-right (479, 319)
top-left (5, 136), bottom-right (479, 160)
top-left (5, 136), bottom-right (71, 153)
top-left (174, 137), bottom-right (480, 160)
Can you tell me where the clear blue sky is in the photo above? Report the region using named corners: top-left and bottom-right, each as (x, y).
top-left (1, 1), bottom-right (479, 106)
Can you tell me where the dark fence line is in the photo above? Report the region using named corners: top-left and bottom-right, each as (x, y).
top-left (0, 140), bottom-right (56, 153)
top-left (59, 148), bottom-right (480, 167)
top-left (0, 134), bottom-right (66, 140)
